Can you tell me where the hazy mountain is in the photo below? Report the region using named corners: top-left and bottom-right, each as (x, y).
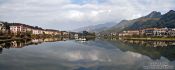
top-left (100, 10), bottom-right (175, 34)
top-left (74, 22), bottom-right (117, 32)
top-left (100, 20), bottom-right (135, 34)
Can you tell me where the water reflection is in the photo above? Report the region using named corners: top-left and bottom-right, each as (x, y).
top-left (0, 38), bottom-right (66, 54)
top-left (120, 39), bottom-right (175, 47)
top-left (0, 37), bottom-right (174, 70)
top-left (111, 39), bottom-right (175, 61)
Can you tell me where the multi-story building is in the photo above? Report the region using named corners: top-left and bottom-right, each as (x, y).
top-left (44, 29), bottom-right (54, 35)
top-left (153, 28), bottom-right (168, 36)
top-left (61, 31), bottom-right (69, 36)
top-left (32, 27), bottom-right (43, 35)
top-left (8, 22), bottom-right (69, 37)
top-left (10, 23), bottom-right (28, 34)
top-left (119, 30), bottom-right (140, 36)
top-left (119, 28), bottom-right (171, 37)
top-left (56, 31), bottom-right (61, 36)
top-left (44, 29), bottom-right (61, 36)
top-left (74, 34), bottom-right (79, 39)
top-left (141, 28), bottom-right (169, 37)
top-left (10, 23), bottom-right (45, 35)
top-left (26, 25), bottom-right (33, 32)
top-left (141, 28), bottom-right (155, 36)
top-left (168, 28), bottom-right (175, 37)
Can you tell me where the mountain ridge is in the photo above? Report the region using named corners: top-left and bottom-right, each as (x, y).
top-left (100, 10), bottom-right (175, 34)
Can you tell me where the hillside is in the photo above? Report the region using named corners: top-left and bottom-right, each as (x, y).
top-left (100, 10), bottom-right (175, 34)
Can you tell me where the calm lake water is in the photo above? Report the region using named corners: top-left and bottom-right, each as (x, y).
top-left (0, 38), bottom-right (175, 70)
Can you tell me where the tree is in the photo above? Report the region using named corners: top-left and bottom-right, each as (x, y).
top-left (82, 31), bottom-right (89, 36)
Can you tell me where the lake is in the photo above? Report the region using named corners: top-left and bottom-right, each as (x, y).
top-left (0, 38), bottom-right (175, 70)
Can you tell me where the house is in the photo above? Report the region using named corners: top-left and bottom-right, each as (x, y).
top-left (119, 30), bottom-right (140, 36)
top-left (44, 29), bottom-right (53, 35)
top-left (127, 30), bottom-right (140, 35)
top-left (141, 28), bottom-right (169, 37)
top-left (110, 32), bottom-right (118, 36)
top-left (44, 29), bottom-right (61, 36)
top-left (141, 28), bottom-right (156, 36)
top-left (74, 34), bottom-right (79, 39)
top-left (56, 31), bottom-right (62, 36)
top-left (44, 29), bottom-right (54, 35)
top-left (118, 33), bottom-right (124, 36)
top-left (168, 28), bottom-right (175, 37)
top-left (10, 23), bottom-right (45, 35)
top-left (32, 27), bottom-right (43, 35)
top-left (61, 31), bottom-right (69, 36)
top-left (153, 28), bottom-right (168, 36)
top-left (10, 23), bottom-right (28, 34)
top-left (26, 25), bottom-right (33, 32)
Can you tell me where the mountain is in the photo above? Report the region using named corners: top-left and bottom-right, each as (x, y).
top-left (74, 22), bottom-right (117, 32)
top-left (100, 20), bottom-right (135, 34)
top-left (158, 10), bottom-right (175, 28)
top-left (101, 10), bottom-right (175, 34)
top-left (143, 11), bottom-right (161, 18)
top-left (126, 10), bottom-right (175, 29)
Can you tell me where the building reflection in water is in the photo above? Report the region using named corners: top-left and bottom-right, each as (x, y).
top-left (0, 37), bottom-right (96, 54)
top-left (120, 39), bottom-right (175, 47)
top-left (115, 39), bottom-right (175, 61)
top-left (0, 37), bottom-right (67, 54)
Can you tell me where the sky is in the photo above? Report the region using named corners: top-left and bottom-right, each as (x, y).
top-left (0, 0), bottom-right (175, 31)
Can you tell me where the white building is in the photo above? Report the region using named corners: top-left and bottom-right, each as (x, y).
top-left (153, 28), bottom-right (168, 36)
top-left (32, 28), bottom-right (43, 35)
top-left (74, 34), bottom-right (79, 39)
top-left (10, 23), bottom-right (27, 34)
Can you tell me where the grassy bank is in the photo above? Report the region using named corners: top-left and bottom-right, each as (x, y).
top-left (121, 37), bottom-right (175, 41)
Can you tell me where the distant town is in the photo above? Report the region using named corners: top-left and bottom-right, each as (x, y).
top-left (118, 27), bottom-right (175, 37)
top-left (97, 10), bottom-right (175, 40)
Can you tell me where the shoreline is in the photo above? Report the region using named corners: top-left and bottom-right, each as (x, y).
top-left (120, 37), bottom-right (175, 41)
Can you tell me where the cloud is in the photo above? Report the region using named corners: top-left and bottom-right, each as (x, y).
top-left (0, 0), bottom-right (175, 30)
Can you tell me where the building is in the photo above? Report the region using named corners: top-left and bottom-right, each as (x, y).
top-left (141, 28), bottom-right (155, 36)
top-left (32, 27), bottom-right (43, 35)
top-left (74, 34), bottom-right (79, 39)
top-left (168, 28), bottom-right (175, 37)
top-left (10, 23), bottom-right (45, 35)
top-left (26, 25), bottom-right (33, 32)
top-left (10, 23), bottom-right (28, 34)
top-left (110, 32), bottom-right (118, 36)
top-left (141, 28), bottom-right (169, 37)
top-left (61, 31), bottom-right (69, 36)
top-left (153, 28), bottom-right (168, 36)
top-left (119, 27), bottom-right (172, 37)
top-left (56, 31), bottom-right (62, 36)
top-left (119, 30), bottom-right (140, 36)
top-left (44, 29), bottom-right (61, 36)
top-left (6, 22), bottom-right (70, 37)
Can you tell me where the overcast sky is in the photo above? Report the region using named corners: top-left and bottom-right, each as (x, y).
top-left (0, 0), bottom-right (175, 31)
